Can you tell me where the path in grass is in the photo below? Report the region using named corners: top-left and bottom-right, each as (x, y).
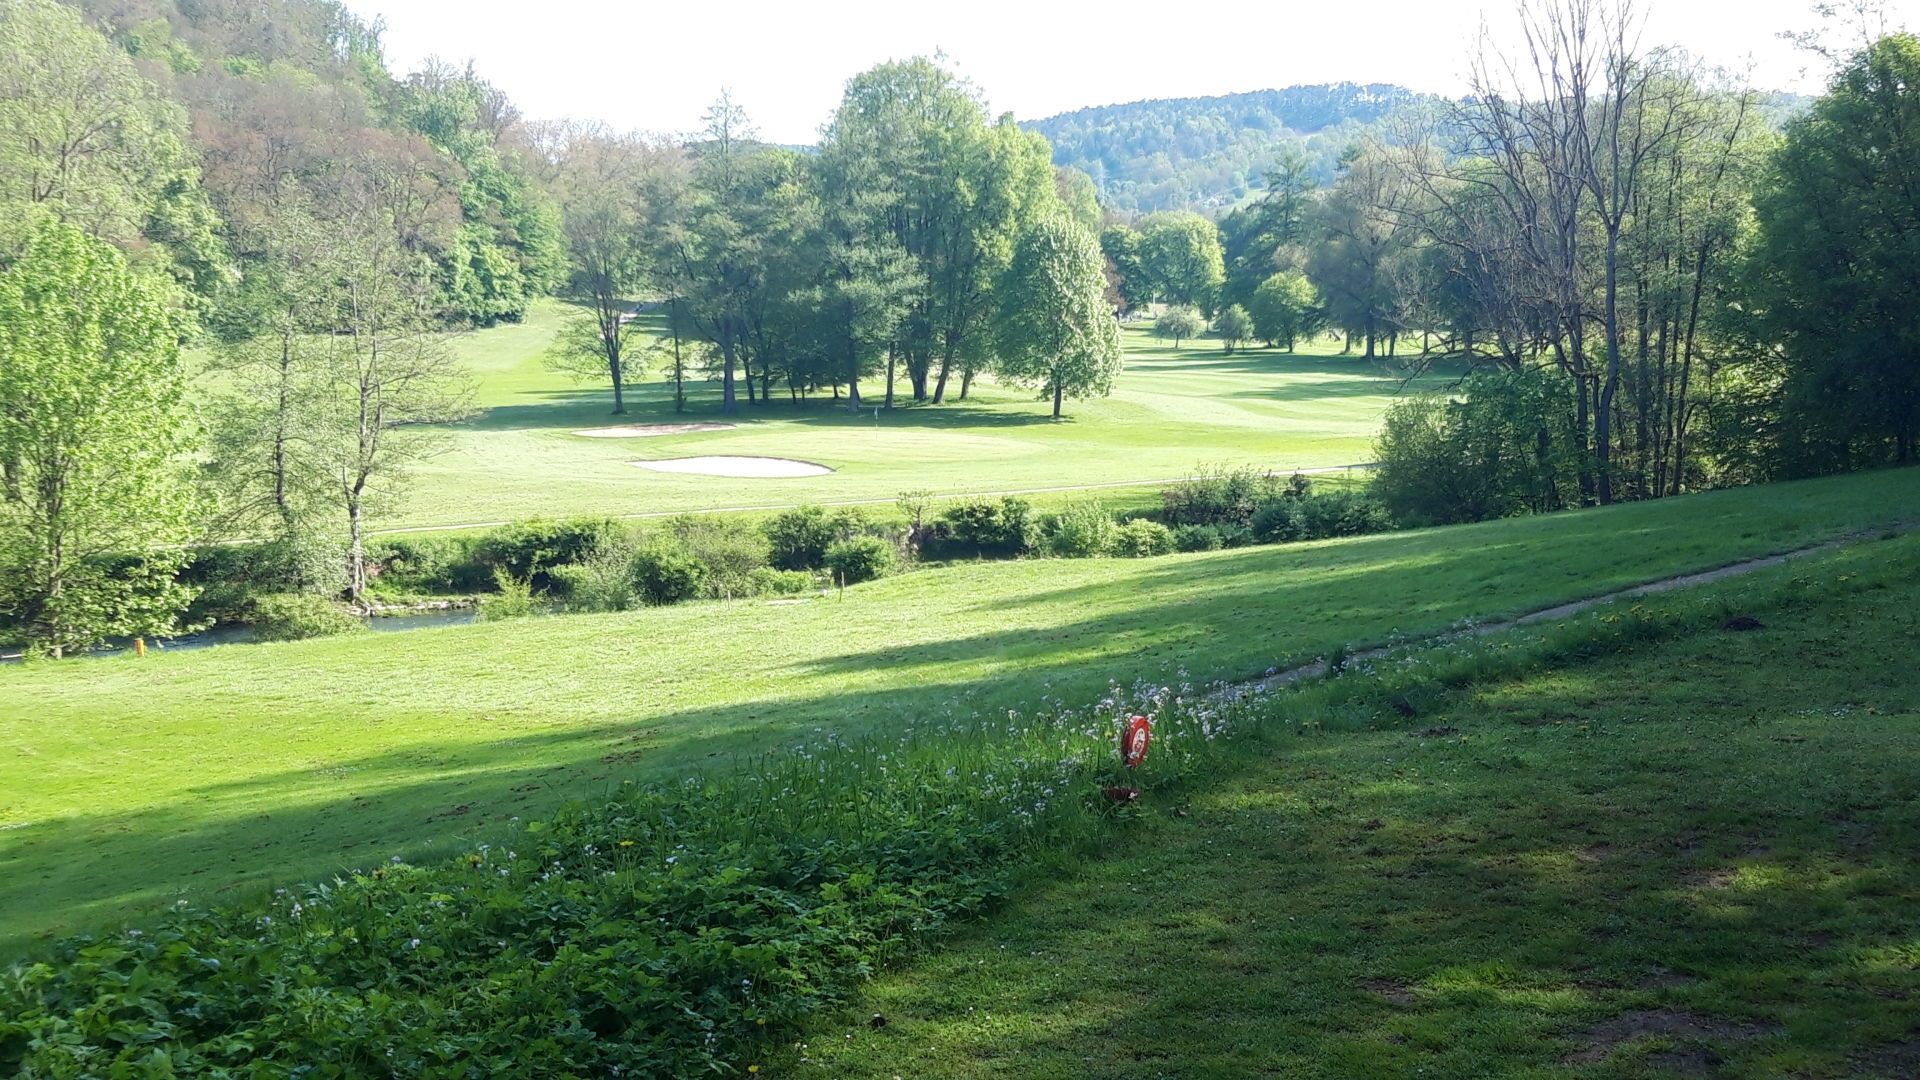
top-left (1, 468), bottom-right (1915, 949)
top-left (1233, 520), bottom-right (1918, 695)
top-left (794, 535), bottom-right (1920, 1078)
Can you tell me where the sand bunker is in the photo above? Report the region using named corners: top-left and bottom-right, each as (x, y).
top-left (575, 423), bottom-right (736, 438)
top-left (632, 456), bottom-right (833, 478)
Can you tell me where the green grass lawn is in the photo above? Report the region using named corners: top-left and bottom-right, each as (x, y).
top-left (791, 536), bottom-right (1920, 1079)
top-left (378, 302), bottom-right (1433, 530)
top-left (1, 468), bottom-right (1915, 950)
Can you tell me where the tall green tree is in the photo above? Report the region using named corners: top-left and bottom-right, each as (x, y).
top-left (1249, 271), bottom-right (1320, 350)
top-left (1137, 211), bottom-right (1225, 313)
top-left (1213, 304), bottom-right (1253, 354)
top-left (1748, 32), bottom-right (1920, 467)
top-left (997, 217), bottom-right (1121, 418)
top-left (313, 211), bottom-right (474, 600)
top-left (0, 222), bottom-right (199, 656)
top-left (548, 128), bottom-right (670, 414)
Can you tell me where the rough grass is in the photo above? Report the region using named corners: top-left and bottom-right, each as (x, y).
top-left (790, 536), bottom-right (1920, 1079)
top-left (0, 468), bottom-right (1915, 951)
top-left (384, 302), bottom-right (1434, 530)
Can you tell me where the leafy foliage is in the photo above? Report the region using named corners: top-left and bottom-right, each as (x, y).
top-left (0, 223), bottom-right (200, 656)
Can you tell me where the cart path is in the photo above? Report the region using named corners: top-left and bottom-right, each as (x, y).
top-left (1231, 524), bottom-right (1913, 697)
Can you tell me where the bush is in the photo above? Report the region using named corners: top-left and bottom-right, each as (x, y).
top-left (549, 544), bottom-right (639, 613)
top-left (631, 541), bottom-right (707, 605)
top-left (933, 496), bottom-right (1035, 557)
top-left (668, 516), bottom-right (771, 598)
top-left (245, 593), bottom-right (365, 641)
top-left (1172, 524), bottom-right (1226, 552)
top-left (182, 532), bottom-right (348, 621)
top-left (823, 535), bottom-right (895, 584)
top-left (473, 518), bottom-right (621, 591)
top-left (1047, 502), bottom-right (1117, 558)
top-left (745, 567), bottom-right (815, 597)
top-left (1251, 498), bottom-right (1307, 543)
top-left (1252, 490), bottom-right (1395, 544)
top-left (477, 569), bottom-right (540, 620)
top-left (375, 535), bottom-right (491, 594)
top-left (763, 506), bottom-right (840, 570)
top-left (1372, 368), bottom-right (1582, 525)
top-left (1112, 518), bottom-right (1176, 557)
top-left (1160, 465), bottom-right (1283, 529)
top-left (1302, 489), bottom-right (1394, 538)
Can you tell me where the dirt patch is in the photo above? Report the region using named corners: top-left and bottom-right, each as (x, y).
top-left (1853, 1038), bottom-right (1920, 1076)
top-left (1563, 1009), bottom-right (1775, 1066)
top-left (574, 423), bottom-right (736, 438)
top-left (632, 456), bottom-right (833, 478)
top-left (1721, 614), bottom-right (1766, 631)
top-left (1360, 978), bottom-right (1416, 1006)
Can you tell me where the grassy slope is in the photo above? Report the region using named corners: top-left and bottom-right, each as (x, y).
top-left (794, 536), bottom-right (1920, 1079)
top-left (0, 468), bottom-right (1915, 949)
top-left (385, 303), bottom-right (1434, 529)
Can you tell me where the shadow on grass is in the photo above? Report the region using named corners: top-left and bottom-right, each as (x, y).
top-left (794, 576), bottom-right (1920, 1076)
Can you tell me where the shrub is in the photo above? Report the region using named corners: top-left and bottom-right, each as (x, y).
top-left (745, 567), bottom-right (815, 597)
top-left (763, 506), bottom-right (840, 570)
top-left (823, 535), bottom-right (895, 584)
top-left (934, 496), bottom-right (1035, 557)
top-left (375, 535), bottom-right (491, 594)
top-left (477, 569), bottom-right (539, 620)
top-left (631, 541), bottom-right (707, 605)
top-left (1047, 502), bottom-right (1117, 558)
top-left (1372, 368), bottom-right (1582, 525)
top-left (549, 543), bottom-right (639, 613)
top-left (474, 518), bottom-right (621, 591)
top-left (1160, 465), bottom-right (1283, 529)
top-left (1112, 518), bottom-right (1176, 557)
top-left (1172, 524), bottom-right (1226, 552)
top-left (1301, 489), bottom-right (1394, 538)
top-left (245, 593), bottom-right (365, 641)
top-left (182, 532), bottom-right (348, 622)
top-left (1252, 490), bottom-right (1395, 544)
top-left (1251, 498), bottom-right (1307, 543)
top-left (667, 516), bottom-right (771, 598)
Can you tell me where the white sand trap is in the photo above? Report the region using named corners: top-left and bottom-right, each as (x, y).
top-left (575, 423), bottom-right (736, 438)
top-left (632, 455), bottom-right (833, 478)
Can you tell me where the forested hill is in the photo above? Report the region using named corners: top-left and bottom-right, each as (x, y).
top-left (1024, 83), bottom-right (1443, 215)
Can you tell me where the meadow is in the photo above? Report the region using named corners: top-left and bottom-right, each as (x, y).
top-left (382, 303), bottom-right (1430, 531)
top-left (1, 467), bottom-right (1914, 950)
top-left (793, 534), bottom-right (1920, 1079)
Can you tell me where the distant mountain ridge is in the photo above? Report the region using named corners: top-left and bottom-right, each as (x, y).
top-left (1024, 82), bottom-right (1808, 217)
top-left (1023, 83), bottom-right (1444, 216)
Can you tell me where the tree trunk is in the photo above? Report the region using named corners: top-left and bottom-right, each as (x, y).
top-left (885, 348), bottom-right (896, 409)
top-left (345, 496), bottom-right (366, 604)
top-left (609, 352), bottom-right (625, 415)
top-left (1052, 377), bottom-right (1063, 419)
top-left (1595, 231), bottom-right (1622, 505)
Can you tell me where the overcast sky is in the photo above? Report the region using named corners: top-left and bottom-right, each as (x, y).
top-left (346, 0), bottom-right (1914, 144)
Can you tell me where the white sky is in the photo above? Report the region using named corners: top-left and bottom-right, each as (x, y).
top-left (347, 0), bottom-right (1918, 144)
